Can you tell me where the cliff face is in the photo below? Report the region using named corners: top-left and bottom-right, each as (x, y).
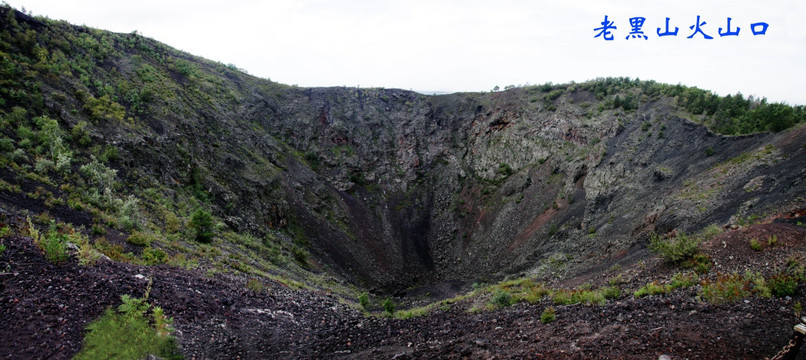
top-left (1, 8), bottom-right (805, 292)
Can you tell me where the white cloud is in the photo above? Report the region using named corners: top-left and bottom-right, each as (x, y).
top-left (8, 0), bottom-right (806, 104)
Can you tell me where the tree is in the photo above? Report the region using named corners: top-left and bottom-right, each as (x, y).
top-left (190, 209), bottom-right (214, 243)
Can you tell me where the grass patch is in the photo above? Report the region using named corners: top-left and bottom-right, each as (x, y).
top-left (634, 281), bottom-right (669, 298)
top-left (552, 287), bottom-right (609, 306)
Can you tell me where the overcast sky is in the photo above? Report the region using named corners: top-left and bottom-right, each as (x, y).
top-left (7, 0), bottom-right (806, 104)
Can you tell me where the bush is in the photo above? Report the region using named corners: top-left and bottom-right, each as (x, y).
top-left (700, 273), bottom-right (750, 304)
top-left (189, 209), bottom-right (214, 243)
top-left (291, 245), bottom-right (308, 266)
top-left (74, 295), bottom-right (181, 360)
top-left (745, 271), bottom-right (771, 298)
top-left (600, 286), bottom-right (621, 299)
top-left (648, 232), bottom-right (701, 263)
top-left (0, 226), bottom-right (11, 238)
top-left (358, 292), bottom-right (370, 310)
top-left (769, 274), bottom-right (798, 297)
top-left (634, 282), bottom-right (668, 298)
top-left (749, 238), bottom-right (762, 251)
top-left (382, 298), bottom-right (395, 315)
top-left (669, 272), bottom-right (698, 289)
top-left (126, 231), bottom-right (151, 246)
top-left (682, 253), bottom-right (712, 274)
top-left (142, 247), bottom-right (167, 265)
top-left (540, 307), bottom-right (556, 324)
top-left (84, 94), bottom-right (126, 122)
top-left (41, 226), bottom-right (69, 264)
top-left (491, 290), bottom-right (513, 308)
top-left (246, 278), bottom-right (264, 292)
top-left (552, 288), bottom-right (606, 306)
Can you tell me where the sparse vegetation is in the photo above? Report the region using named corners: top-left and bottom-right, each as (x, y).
top-left (634, 282), bottom-right (669, 298)
top-left (540, 306), bottom-right (556, 324)
top-left (382, 298), bottom-right (396, 315)
top-left (491, 289), bottom-right (513, 308)
top-left (700, 273), bottom-right (750, 304)
top-left (648, 232), bottom-right (701, 264)
top-left (358, 292), bottom-right (370, 310)
top-left (750, 238), bottom-right (762, 251)
top-left (246, 278), bottom-right (265, 292)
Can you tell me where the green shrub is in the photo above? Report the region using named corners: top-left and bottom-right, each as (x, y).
top-left (0, 243), bottom-right (5, 257)
top-left (745, 271), bottom-right (771, 298)
top-left (497, 163), bottom-right (514, 177)
top-left (682, 253), bottom-right (712, 274)
top-left (189, 209), bottom-right (214, 243)
top-left (0, 137), bottom-right (14, 151)
top-left (126, 231), bottom-right (151, 246)
top-left (705, 147), bottom-right (715, 156)
top-left (634, 282), bottom-right (669, 298)
top-left (649, 232), bottom-right (701, 263)
top-left (700, 273), bottom-right (750, 304)
top-left (74, 295), bottom-right (181, 360)
top-left (769, 273), bottom-right (798, 297)
top-left (768, 235), bottom-right (778, 246)
top-left (142, 247), bottom-right (167, 265)
top-left (750, 238), bottom-right (762, 251)
top-left (540, 307), bottom-right (556, 324)
top-left (0, 226), bottom-right (11, 238)
top-left (601, 286), bottom-right (620, 299)
top-left (669, 272), bottom-right (698, 289)
top-left (91, 224), bottom-right (106, 235)
top-left (552, 288), bottom-right (605, 306)
top-left (84, 94), bottom-right (126, 122)
top-left (699, 224), bottom-right (723, 242)
top-left (491, 290), bottom-right (513, 308)
top-left (382, 298), bottom-right (396, 315)
top-left (290, 245), bottom-right (308, 266)
top-left (71, 120), bottom-right (92, 146)
top-left (358, 292), bottom-right (370, 310)
top-left (246, 278), bottom-right (264, 292)
top-left (41, 227), bottom-right (69, 263)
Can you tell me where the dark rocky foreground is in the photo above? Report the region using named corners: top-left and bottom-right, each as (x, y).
top-left (3, 221), bottom-right (806, 359)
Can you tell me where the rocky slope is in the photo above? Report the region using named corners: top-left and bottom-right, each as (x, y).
top-left (1, 7), bottom-right (805, 293)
